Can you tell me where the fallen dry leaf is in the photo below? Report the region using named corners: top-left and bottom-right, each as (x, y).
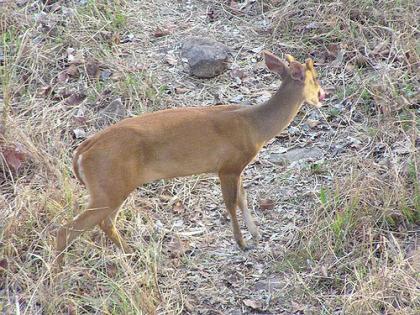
top-left (371, 41), bottom-right (389, 58)
top-left (73, 115), bottom-right (87, 125)
top-left (326, 43), bottom-right (341, 59)
top-left (54, 88), bottom-right (72, 100)
top-left (66, 304), bottom-right (77, 315)
top-left (320, 265), bottom-right (328, 277)
top-left (243, 298), bottom-right (263, 311)
top-left (291, 301), bottom-right (306, 313)
top-left (68, 50), bottom-right (84, 65)
top-left (230, 0), bottom-right (240, 13)
top-left (259, 198), bottom-right (275, 210)
top-left (153, 27), bottom-right (172, 37)
top-left (111, 71), bottom-right (124, 81)
top-left (112, 32), bottom-right (120, 45)
top-left (86, 59), bottom-right (100, 78)
top-left (345, 63), bottom-right (355, 72)
top-left (354, 53), bottom-right (369, 67)
top-left (106, 262), bottom-right (118, 278)
top-left (127, 64), bottom-right (147, 73)
top-left (175, 87), bottom-right (189, 94)
top-left (407, 247), bottom-right (420, 273)
top-left (65, 93), bottom-right (86, 106)
top-left (66, 64), bottom-right (79, 77)
top-left (405, 50), bottom-right (419, 72)
top-left (330, 50), bottom-right (345, 67)
top-left (37, 85), bottom-right (52, 97)
top-left (172, 200), bottom-right (185, 214)
top-left (165, 54), bottom-right (178, 66)
top-left (1, 143), bottom-right (28, 173)
top-left (167, 236), bottom-right (190, 259)
top-left (0, 258), bottom-right (7, 270)
top-left (57, 70), bottom-right (69, 83)
top-left (230, 68), bottom-right (247, 80)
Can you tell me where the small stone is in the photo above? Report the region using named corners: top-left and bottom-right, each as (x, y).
top-left (73, 128), bottom-right (86, 139)
top-left (305, 21), bottom-right (319, 29)
top-left (240, 86), bottom-right (250, 94)
top-left (251, 45), bottom-right (264, 53)
top-left (288, 126), bottom-right (300, 135)
top-left (181, 37), bottom-right (229, 78)
top-left (255, 91), bottom-right (271, 104)
top-left (306, 119), bottom-right (320, 128)
top-left (100, 69), bottom-right (112, 81)
top-left (121, 33), bottom-right (134, 43)
top-left (96, 97), bottom-right (127, 127)
top-left (270, 147), bottom-right (324, 165)
top-left (229, 95), bottom-right (243, 103)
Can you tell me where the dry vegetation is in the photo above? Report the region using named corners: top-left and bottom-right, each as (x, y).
top-left (0, 0), bottom-right (419, 314)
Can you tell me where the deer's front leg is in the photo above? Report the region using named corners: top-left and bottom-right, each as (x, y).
top-left (219, 173), bottom-right (246, 249)
top-left (238, 178), bottom-right (260, 240)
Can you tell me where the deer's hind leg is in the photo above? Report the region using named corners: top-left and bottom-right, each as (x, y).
top-left (56, 193), bottom-right (125, 266)
top-left (99, 209), bottom-right (132, 254)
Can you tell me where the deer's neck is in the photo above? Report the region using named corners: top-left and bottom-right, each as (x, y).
top-left (246, 81), bottom-right (305, 144)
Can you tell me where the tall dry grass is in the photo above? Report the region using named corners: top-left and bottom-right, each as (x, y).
top-left (0, 0), bottom-right (418, 313)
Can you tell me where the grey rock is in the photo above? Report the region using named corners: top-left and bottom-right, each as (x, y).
top-left (73, 128), bottom-right (86, 139)
top-left (99, 69), bottom-right (112, 81)
top-left (96, 97), bottom-right (127, 127)
top-left (270, 147), bottom-right (324, 165)
top-left (229, 94), bottom-right (243, 103)
top-left (121, 33), bottom-right (134, 43)
top-left (181, 37), bottom-right (229, 78)
top-left (287, 126), bottom-right (300, 136)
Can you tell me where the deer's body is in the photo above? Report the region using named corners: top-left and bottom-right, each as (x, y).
top-left (75, 105), bottom-right (260, 186)
top-left (56, 52), bottom-right (325, 267)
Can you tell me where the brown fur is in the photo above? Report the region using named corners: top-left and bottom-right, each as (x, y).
top-left (56, 52), bottom-right (325, 267)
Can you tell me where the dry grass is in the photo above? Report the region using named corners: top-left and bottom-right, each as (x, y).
top-left (1, 0), bottom-right (419, 314)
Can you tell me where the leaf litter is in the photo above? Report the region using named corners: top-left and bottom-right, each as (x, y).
top-left (1, 0), bottom-right (419, 314)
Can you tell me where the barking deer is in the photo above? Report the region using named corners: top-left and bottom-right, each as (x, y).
top-left (56, 51), bottom-right (325, 266)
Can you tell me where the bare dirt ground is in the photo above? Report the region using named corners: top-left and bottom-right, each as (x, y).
top-left (1, 0), bottom-right (419, 314)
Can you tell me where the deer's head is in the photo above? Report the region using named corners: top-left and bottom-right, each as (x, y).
top-left (264, 51), bottom-right (325, 108)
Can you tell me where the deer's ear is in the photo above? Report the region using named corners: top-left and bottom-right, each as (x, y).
top-left (285, 54), bottom-right (296, 63)
top-left (305, 58), bottom-right (314, 70)
top-left (263, 51), bottom-right (288, 78)
top-left (289, 61), bottom-right (305, 82)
